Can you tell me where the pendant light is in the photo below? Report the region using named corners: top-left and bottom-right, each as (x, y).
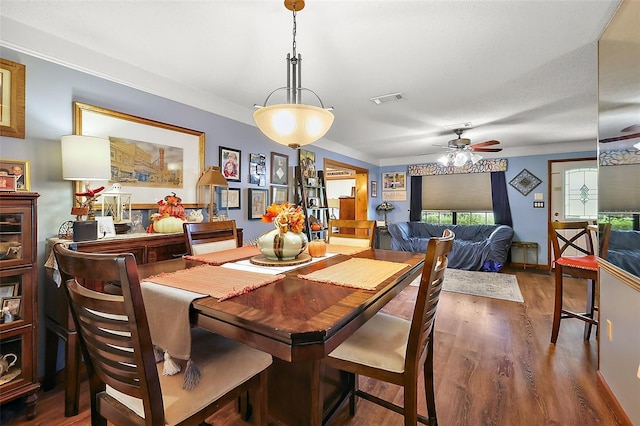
top-left (254, 0), bottom-right (334, 149)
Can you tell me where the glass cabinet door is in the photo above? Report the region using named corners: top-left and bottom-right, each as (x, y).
top-left (0, 206), bottom-right (32, 268)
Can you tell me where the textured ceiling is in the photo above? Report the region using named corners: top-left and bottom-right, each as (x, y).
top-left (0, 0), bottom-right (627, 165)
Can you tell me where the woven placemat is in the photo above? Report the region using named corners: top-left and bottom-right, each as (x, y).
top-left (147, 264), bottom-right (285, 301)
top-left (298, 258), bottom-right (409, 290)
top-left (325, 244), bottom-right (370, 255)
top-left (184, 245), bottom-right (261, 265)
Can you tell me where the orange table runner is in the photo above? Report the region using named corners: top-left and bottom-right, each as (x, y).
top-left (298, 258), bottom-right (409, 290)
top-left (146, 264), bottom-right (285, 301)
top-left (184, 245), bottom-right (261, 265)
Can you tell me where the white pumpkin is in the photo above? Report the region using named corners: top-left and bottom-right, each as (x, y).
top-left (188, 209), bottom-right (204, 223)
top-left (153, 216), bottom-right (186, 233)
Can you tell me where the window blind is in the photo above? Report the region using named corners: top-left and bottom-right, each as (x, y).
top-left (599, 164), bottom-right (640, 212)
top-left (422, 173), bottom-right (492, 210)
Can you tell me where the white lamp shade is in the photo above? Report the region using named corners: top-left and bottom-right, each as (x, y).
top-left (254, 104), bottom-right (334, 148)
top-left (61, 135), bottom-right (111, 181)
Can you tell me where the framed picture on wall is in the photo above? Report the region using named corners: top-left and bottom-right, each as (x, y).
top-left (0, 58), bottom-right (26, 139)
top-left (220, 146), bottom-right (241, 182)
top-left (248, 188), bottom-right (268, 220)
top-left (249, 153), bottom-right (266, 186)
top-left (382, 172), bottom-right (406, 191)
top-left (298, 149), bottom-right (316, 182)
top-left (371, 180), bottom-right (377, 197)
top-left (270, 152), bottom-right (288, 185)
top-left (218, 187), bottom-right (241, 210)
top-left (271, 186), bottom-right (288, 204)
top-left (0, 158), bottom-right (30, 191)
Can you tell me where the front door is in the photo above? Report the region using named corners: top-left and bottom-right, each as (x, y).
top-left (549, 158), bottom-right (598, 261)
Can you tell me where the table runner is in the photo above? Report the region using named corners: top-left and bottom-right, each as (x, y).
top-left (298, 258), bottom-right (409, 290)
top-left (145, 264), bottom-right (285, 300)
top-left (141, 264), bottom-right (284, 389)
top-left (183, 245), bottom-right (261, 265)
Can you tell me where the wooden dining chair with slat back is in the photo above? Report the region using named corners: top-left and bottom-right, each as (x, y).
top-left (322, 230), bottom-right (454, 425)
top-left (327, 219), bottom-right (376, 248)
top-left (549, 221), bottom-right (609, 343)
top-left (183, 220), bottom-right (238, 255)
top-left (53, 243), bottom-right (272, 426)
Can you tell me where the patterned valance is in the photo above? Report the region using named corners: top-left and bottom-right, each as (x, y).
top-left (408, 158), bottom-right (508, 176)
top-left (599, 149), bottom-right (640, 166)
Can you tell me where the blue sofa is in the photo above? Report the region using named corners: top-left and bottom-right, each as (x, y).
top-left (606, 230), bottom-right (640, 278)
top-left (387, 222), bottom-right (514, 271)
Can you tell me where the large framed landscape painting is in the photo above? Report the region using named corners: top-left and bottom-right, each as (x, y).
top-left (73, 102), bottom-right (205, 208)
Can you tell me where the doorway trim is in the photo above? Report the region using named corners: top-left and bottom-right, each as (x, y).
top-left (323, 158), bottom-right (369, 221)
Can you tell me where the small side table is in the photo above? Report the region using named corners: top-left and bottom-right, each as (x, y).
top-left (512, 241), bottom-right (538, 269)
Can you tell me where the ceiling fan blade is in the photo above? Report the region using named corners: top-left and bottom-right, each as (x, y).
top-left (621, 124), bottom-right (640, 133)
top-left (471, 140), bottom-right (500, 148)
top-left (600, 132), bottom-right (640, 143)
top-left (472, 147), bottom-right (503, 152)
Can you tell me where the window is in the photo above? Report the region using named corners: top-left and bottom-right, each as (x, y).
top-left (421, 210), bottom-right (495, 225)
top-left (564, 167), bottom-right (598, 219)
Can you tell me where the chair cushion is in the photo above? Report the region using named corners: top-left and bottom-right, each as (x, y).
top-left (556, 255), bottom-right (598, 271)
top-left (328, 312), bottom-right (410, 373)
top-left (106, 327), bottom-right (272, 424)
top-left (192, 238), bottom-right (237, 255)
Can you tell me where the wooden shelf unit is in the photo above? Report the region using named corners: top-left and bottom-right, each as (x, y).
top-left (294, 166), bottom-right (330, 241)
top-left (0, 192), bottom-right (40, 420)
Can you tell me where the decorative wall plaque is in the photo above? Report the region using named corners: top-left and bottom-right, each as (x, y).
top-left (509, 169), bottom-right (541, 196)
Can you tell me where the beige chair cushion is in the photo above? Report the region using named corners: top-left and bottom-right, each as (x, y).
top-left (107, 327), bottom-right (272, 424)
top-left (328, 236), bottom-right (371, 248)
top-left (328, 312), bottom-right (410, 373)
top-left (191, 238), bottom-right (237, 255)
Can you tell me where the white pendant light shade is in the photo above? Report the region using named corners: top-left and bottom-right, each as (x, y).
top-left (254, 104), bottom-right (334, 149)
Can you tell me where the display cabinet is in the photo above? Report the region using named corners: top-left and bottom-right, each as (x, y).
top-left (0, 192), bottom-right (40, 420)
top-left (294, 166), bottom-right (329, 241)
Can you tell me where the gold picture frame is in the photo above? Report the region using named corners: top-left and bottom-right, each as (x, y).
top-left (0, 58), bottom-right (26, 139)
top-left (0, 158), bottom-right (30, 191)
top-left (73, 102), bottom-right (205, 208)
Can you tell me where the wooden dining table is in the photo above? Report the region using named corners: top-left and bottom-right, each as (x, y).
top-left (138, 248), bottom-right (425, 426)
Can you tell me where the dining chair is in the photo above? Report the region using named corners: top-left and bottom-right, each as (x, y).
top-left (53, 243), bottom-right (272, 426)
top-left (327, 219), bottom-right (376, 248)
top-left (322, 229), bottom-right (454, 425)
top-left (183, 220), bottom-right (238, 255)
top-left (549, 221), bottom-right (610, 343)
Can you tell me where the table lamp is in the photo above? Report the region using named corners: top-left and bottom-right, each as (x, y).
top-left (61, 135), bottom-right (111, 240)
top-left (197, 166), bottom-right (229, 221)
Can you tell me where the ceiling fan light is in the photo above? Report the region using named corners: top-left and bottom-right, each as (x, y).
top-left (470, 152), bottom-right (483, 164)
top-left (453, 151), bottom-right (468, 167)
top-left (634, 141), bottom-right (640, 150)
top-left (438, 155), bottom-right (450, 166)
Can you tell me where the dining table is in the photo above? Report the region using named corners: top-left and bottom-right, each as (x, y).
top-left (137, 247), bottom-right (425, 426)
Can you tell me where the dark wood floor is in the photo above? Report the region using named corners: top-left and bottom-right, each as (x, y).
top-left (1, 267), bottom-right (626, 425)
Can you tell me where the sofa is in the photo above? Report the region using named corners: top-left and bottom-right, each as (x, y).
top-left (387, 222), bottom-right (514, 271)
top-left (606, 229), bottom-right (640, 277)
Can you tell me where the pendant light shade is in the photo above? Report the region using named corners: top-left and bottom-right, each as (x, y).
top-left (254, 0), bottom-right (333, 149)
top-left (254, 103), bottom-right (334, 149)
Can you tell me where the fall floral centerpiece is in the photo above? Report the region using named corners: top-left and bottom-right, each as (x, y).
top-left (257, 203), bottom-right (308, 261)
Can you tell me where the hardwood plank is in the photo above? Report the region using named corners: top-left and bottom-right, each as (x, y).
top-left (1, 268), bottom-right (625, 425)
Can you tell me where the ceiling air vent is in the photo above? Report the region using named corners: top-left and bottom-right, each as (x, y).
top-left (370, 92), bottom-right (404, 105)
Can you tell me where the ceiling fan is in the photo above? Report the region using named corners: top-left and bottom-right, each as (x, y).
top-left (437, 129), bottom-right (502, 167)
top-left (599, 124), bottom-right (640, 144)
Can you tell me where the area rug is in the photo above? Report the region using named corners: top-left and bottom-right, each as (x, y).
top-left (410, 268), bottom-right (524, 303)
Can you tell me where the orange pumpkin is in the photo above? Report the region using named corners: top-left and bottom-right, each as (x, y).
top-left (311, 222), bottom-right (321, 231)
top-left (308, 237), bottom-right (326, 258)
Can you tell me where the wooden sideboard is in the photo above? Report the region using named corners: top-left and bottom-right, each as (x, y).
top-left (42, 229), bottom-right (243, 417)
